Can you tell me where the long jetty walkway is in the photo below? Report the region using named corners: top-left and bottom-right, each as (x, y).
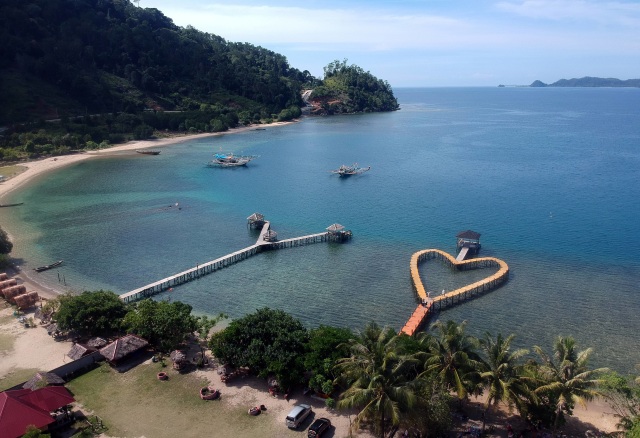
top-left (400, 249), bottom-right (509, 336)
top-left (120, 221), bottom-right (337, 303)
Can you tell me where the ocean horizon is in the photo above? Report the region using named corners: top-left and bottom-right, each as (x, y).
top-left (3, 87), bottom-right (639, 372)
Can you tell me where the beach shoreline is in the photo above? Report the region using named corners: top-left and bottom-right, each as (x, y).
top-left (0, 122), bottom-right (294, 202)
top-left (0, 121), bottom-right (295, 300)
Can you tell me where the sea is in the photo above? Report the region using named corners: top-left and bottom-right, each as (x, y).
top-left (2, 87), bottom-right (639, 373)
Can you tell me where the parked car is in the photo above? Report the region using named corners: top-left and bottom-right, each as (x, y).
top-left (285, 404), bottom-right (312, 429)
top-left (308, 417), bottom-right (332, 437)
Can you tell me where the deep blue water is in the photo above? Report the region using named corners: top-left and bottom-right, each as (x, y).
top-left (3, 87), bottom-right (640, 371)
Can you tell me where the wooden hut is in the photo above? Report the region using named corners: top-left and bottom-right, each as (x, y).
top-left (22, 372), bottom-right (65, 390)
top-left (262, 229), bottom-right (278, 242)
top-left (67, 343), bottom-right (96, 361)
top-left (86, 337), bottom-right (108, 349)
top-left (14, 291), bottom-right (39, 309)
top-left (247, 212), bottom-right (265, 229)
top-left (3, 285), bottom-right (27, 303)
top-left (0, 278), bottom-right (17, 296)
top-left (456, 230), bottom-right (482, 256)
top-left (99, 334), bottom-right (149, 365)
top-left (326, 223), bottom-right (353, 242)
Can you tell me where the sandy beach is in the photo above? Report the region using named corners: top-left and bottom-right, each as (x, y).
top-left (0, 121), bottom-right (624, 437)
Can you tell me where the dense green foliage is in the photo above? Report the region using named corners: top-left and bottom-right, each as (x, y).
top-left (310, 59), bottom-right (399, 114)
top-left (0, 226), bottom-right (12, 254)
top-left (0, 2), bottom-right (398, 160)
top-left (304, 325), bottom-right (354, 394)
top-left (56, 290), bottom-right (127, 336)
top-left (122, 299), bottom-right (199, 352)
top-left (208, 307), bottom-right (309, 389)
top-left (0, 0), bottom-right (308, 125)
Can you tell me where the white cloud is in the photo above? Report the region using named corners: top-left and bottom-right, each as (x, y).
top-left (495, 0), bottom-right (640, 26)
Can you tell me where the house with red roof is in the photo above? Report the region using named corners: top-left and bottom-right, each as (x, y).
top-left (0, 386), bottom-right (75, 438)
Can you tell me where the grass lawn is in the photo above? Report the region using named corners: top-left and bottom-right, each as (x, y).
top-left (66, 361), bottom-right (305, 438)
top-left (0, 164), bottom-right (27, 180)
top-left (0, 367), bottom-right (40, 391)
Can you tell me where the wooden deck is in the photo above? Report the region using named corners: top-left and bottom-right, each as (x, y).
top-left (119, 221), bottom-right (341, 303)
top-left (400, 249), bottom-right (509, 336)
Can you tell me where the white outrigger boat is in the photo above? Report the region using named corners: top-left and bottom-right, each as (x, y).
top-left (330, 163), bottom-right (371, 177)
top-left (206, 152), bottom-right (258, 168)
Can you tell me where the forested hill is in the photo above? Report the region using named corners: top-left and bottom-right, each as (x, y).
top-left (308, 60), bottom-right (399, 115)
top-left (0, 0), bottom-right (314, 125)
top-left (530, 77), bottom-right (640, 87)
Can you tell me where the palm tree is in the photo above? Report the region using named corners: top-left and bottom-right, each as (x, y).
top-left (478, 332), bottom-right (535, 430)
top-left (533, 336), bottom-right (609, 430)
top-left (419, 320), bottom-right (483, 401)
top-left (335, 322), bottom-right (418, 438)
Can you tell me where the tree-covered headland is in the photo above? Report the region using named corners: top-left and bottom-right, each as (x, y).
top-left (0, 0), bottom-right (398, 161)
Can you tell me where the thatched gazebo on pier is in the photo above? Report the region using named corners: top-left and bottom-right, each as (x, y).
top-left (326, 223), bottom-right (353, 242)
top-left (263, 229), bottom-right (278, 242)
top-left (456, 230), bottom-right (481, 255)
top-left (247, 213), bottom-right (265, 229)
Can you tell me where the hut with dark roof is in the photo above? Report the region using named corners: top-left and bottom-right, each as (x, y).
top-left (247, 212), bottom-right (265, 228)
top-left (99, 334), bottom-right (149, 365)
top-left (86, 337), bottom-right (108, 349)
top-left (326, 223), bottom-right (353, 242)
top-left (67, 343), bottom-right (96, 361)
top-left (456, 230), bottom-right (482, 256)
top-left (22, 371), bottom-right (65, 390)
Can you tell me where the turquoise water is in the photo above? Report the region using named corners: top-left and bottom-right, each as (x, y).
top-left (3, 87), bottom-right (640, 372)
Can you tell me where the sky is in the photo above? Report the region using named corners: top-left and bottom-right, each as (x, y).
top-left (138, 0), bottom-right (640, 87)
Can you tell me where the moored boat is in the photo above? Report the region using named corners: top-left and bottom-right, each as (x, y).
top-left (136, 150), bottom-right (161, 155)
top-left (34, 260), bottom-right (63, 272)
top-left (206, 152), bottom-right (258, 168)
top-left (330, 163), bottom-right (371, 177)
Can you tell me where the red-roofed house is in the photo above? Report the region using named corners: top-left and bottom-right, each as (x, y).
top-left (0, 386), bottom-right (75, 438)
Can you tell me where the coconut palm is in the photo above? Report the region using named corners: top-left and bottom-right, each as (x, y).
top-left (533, 336), bottom-right (609, 430)
top-left (478, 332), bottom-right (535, 429)
top-left (420, 320), bottom-right (483, 400)
top-left (335, 322), bottom-right (418, 438)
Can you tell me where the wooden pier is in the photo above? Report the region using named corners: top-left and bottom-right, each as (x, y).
top-left (400, 248), bottom-right (509, 336)
top-left (119, 221), bottom-right (350, 303)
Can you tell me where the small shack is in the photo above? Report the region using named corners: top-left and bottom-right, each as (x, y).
top-left (14, 291), bottom-right (39, 309)
top-left (67, 343), bottom-right (96, 361)
top-left (247, 212), bottom-right (265, 229)
top-left (22, 372), bottom-right (65, 390)
top-left (86, 337), bottom-right (108, 349)
top-left (456, 230), bottom-right (482, 256)
top-left (326, 223), bottom-right (353, 242)
top-left (99, 334), bottom-right (149, 366)
top-left (3, 285), bottom-right (27, 303)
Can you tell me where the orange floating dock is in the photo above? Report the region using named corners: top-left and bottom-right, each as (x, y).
top-left (400, 249), bottom-right (509, 336)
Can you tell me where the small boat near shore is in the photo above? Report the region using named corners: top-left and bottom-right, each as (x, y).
top-left (136, 150), bottom-right (161, 155)
top-left (0, 202), bottom-right (24, 208)
top-left (330, 163), bottom-right (371, 177)
top-left (206, 152), bottom-right (258, 168)
top-left (34, 260), bottom-right (63, 272)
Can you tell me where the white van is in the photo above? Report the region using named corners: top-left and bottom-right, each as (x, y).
top-left (285, 404), bottom-right (312, 429)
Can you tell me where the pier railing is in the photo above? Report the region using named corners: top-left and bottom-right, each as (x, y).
top-left (120, 222), bottom-right (344, 303)
top-left (401, 249), bottom-right (509, 336)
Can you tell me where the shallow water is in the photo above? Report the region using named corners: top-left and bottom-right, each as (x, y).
top-left (3, 87), bottom-right (640, 372)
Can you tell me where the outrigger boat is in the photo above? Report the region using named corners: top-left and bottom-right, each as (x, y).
top-left (206, 152), bottom-right (258, 168)
top-left (34, 260), bottom-right (63, 272)
top-left (136, 150), bottom-right (160, 155)
top-left (330, 163), bottom-right (371, 177)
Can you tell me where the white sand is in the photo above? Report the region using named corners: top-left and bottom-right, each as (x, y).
top-left (0, 123), bottom-right (292, 202)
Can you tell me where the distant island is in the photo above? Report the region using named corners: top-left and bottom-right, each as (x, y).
top-left (529, 77), bottom-right (640, 87)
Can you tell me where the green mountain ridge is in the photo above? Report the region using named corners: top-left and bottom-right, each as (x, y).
top-left (0, 0), bottom-right (397, 127)
top-left (530, 76), bottom-right (640, 87)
